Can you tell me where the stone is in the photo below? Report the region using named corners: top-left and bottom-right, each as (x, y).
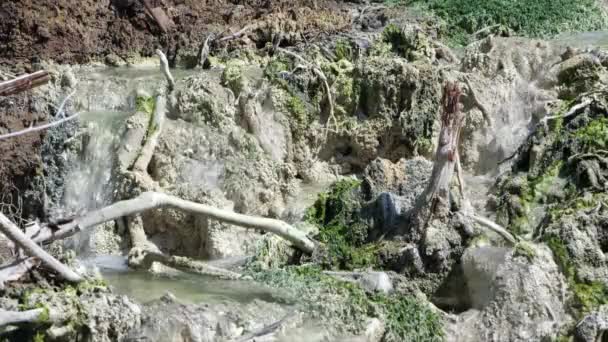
top-left (359, 271), bottom-right (393, 294)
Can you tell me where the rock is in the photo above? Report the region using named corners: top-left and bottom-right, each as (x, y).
top-left (574, 305), bottom-right (608, 342)
top-left (461, 246), bottom-right (510, 309)
top-left (131, 298), bottom-right (296, 342)
top-left (557, 53), bottom-right (605, 96)
top-left (447, 244), bottom-right (572, 341)
top-left (363, 317), bottom-right (385, 342)
top-left (359, 271), bottom-right (393, 294)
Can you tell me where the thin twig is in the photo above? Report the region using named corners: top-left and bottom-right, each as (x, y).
top-left (0, 91), bottom-right (80, 141)
top-left (0, 112), bottom-right (81, 141)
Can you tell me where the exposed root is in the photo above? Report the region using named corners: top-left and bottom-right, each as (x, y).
top-left (541, 98), bottom-right (593, 126)
top-left (278, 47), bottom-right (337, 141)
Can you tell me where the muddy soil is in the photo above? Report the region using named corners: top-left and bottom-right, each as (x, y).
top-left (0, 0), bottom-right (354, 69)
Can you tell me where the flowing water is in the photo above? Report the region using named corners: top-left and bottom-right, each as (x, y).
top-left (62, 66), bottom-right (291, 311)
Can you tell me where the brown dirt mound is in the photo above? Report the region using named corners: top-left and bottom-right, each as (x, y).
top-left (0, 0), bottom-right (353, 69)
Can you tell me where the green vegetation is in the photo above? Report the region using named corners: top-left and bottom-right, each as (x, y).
top-left (334, 39), bottom-right (354, 61)
top-left (513, 241), bottom-right (536, 261)
top-left (221, 63), bottom-right (244, 97)
top-left (399, 0), bottom-right (608, 45)
top-left (574, 117), bottom-right (608, 152)
top-left (501, 161), bottom-right (565, 236)
top-left (381, 23), bottom-right (433, 59)
top-left (305, 179), bottom-right (381, 270)
top-left (135, 95), bottom-right (155, 115)
top-left (546, 235), bottom-right (608, 316)
top-left (249, 265), bottom-right (444, 341)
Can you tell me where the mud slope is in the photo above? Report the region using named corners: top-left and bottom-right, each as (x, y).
top-left (0, 0), bottom-right (352, 68)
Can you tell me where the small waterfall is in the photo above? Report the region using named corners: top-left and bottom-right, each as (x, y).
top-left (61, 111), bottom-right (129, 256)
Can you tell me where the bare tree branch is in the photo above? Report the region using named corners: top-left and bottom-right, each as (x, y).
top-left (0, 71), bottom-right (50, 96)
top-left (541, 98), bottom-right (592, 125)
top-left (35, 192), bottom-right (316, 254)
top-left (465, 214), bottom-right (517, 245)
top-left (0, 213), bottom-right (82, 282)
top-left (156, 49), bottom-right (174, 91)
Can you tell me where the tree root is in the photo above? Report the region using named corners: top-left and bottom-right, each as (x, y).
top-left (278, 48), bottom-right (337, 141)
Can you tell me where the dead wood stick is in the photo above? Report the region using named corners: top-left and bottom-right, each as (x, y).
top-left (0, 258), bottom-right (40, 290)
top-left (141, 0), bottom-right (172, 32)
top-left (0, 213), bottom-right (82, 283)
top-left (465, 214), bottom-right (518, 245)
top-left (156, 49), bottom-right (175, 91)
top-left (128, 247), bottom-right (242, 279)
top-left (541, 99), bottom-right (592, 125)
top-left (0, 71), bottom-right (50, 96)
top-left (218, 24), bottom-right (254, 43)
top-left (197, 34), bottom-right (214, 68)
top-left (35, 192), bottom-right (316, 254)
top-left (132, 95), bottom-right (166, 172)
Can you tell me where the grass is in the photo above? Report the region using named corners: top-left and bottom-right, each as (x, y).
top-left (305, 179), bottom-right (382, 270)
top-left (248, 265), bottom-right (444, 341)
top-left (395, 0), bottom-right (608, 45)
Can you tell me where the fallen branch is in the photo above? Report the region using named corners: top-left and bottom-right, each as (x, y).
top-left (35, 192), bottom-right (316, 254)
top-left (0, 112), bottom-right (81, 141)
top-left (235, 311), bottom-right (297, 342)
top-left (541, 99), bottom-right (592, 125)
top-left (0, 71), bottom-right (50, 96)
top-left (141, 0), bottom-right (172, 32)
top-left (128, 247), bottom-right (242, 280)
top-left (0, 309), bottom-right (46, 327)
top-left (132, 95), bottom-right (166, 172)
top-left (0, 213), bottom-right (82, 283)
top-left (217, 24), bottom-right (254, 43)
top-left (465, 214), bottom-right (518, 245)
